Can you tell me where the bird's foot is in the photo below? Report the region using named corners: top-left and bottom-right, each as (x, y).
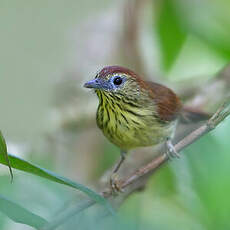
top-left (166, 138), bottom-right (180, 159)
top-left (110, 173), bottom-right (124, 195)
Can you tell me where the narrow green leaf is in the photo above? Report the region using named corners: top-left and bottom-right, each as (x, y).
top-left (155, 0), bottom-right (187, 71)
top-left (0, 131), bottom-right (13, 182)
top-left (0, 194), bottom-right (48, 229)
top-left (0, 153), bottom-right (114, 214)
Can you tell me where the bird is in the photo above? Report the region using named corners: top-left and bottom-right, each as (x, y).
top-left (84, 66), bottom-right (208, 191)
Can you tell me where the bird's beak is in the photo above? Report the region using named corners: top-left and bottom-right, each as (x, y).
top-left (84, 78), bottom-right (107, 89)
top-left (84, 79), bottom-right (101, 89)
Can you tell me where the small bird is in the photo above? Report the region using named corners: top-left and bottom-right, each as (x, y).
top-left (84, 66), bottom-right (207, 190)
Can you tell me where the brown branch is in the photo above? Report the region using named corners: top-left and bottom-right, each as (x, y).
top-left (40, 97), bottom-right (230, 230)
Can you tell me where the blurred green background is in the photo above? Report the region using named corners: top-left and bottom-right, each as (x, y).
top-left (0, 0), bottom-right (230, 229)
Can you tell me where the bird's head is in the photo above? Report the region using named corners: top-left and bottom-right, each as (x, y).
top-left (84, 65), bottom-right (182, 122)
top-left (84, 66), bottom-right (143, 98)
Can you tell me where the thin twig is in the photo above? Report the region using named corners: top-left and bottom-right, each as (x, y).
top-left (40, 97), bottom-right (230, 230)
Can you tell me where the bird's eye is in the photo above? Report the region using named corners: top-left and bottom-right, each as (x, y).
top-left (113, 76), bottom-right (123, 85)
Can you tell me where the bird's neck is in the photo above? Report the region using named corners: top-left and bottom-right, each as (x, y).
top-left (96, 90), bottom-right (157, 118)
top-left (96, 90), bottom-right (142, 109)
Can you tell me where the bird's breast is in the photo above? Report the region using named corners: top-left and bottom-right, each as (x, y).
top-left (96, 92), bottom-right (175, 150)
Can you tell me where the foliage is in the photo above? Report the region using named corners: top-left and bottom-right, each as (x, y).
top-left (0, 195), bottom-right (47, 229)
top-left (0, 134), bottom-right (113, 229)
top-left (0, 131), bottom-right (13, 182)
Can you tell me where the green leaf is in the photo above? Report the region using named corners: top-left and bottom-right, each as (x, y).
top-left (0, 153), bottom-right (113, 214)
top-left (178, 0), bottom-right (230, 61)
top-left (0, 194), bottom-right (48, 229)
top-left (0, 131), bottom-right (13, 182)
top-left (190, 21), bottom-right (230, 60)
top-left (155, 0), bottom-right (187, 71)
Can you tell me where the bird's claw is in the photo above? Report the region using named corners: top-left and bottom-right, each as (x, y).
top-left (166, 138), bottom-right (180, 159)
top-left (110, 173), bottom-right (124, 194)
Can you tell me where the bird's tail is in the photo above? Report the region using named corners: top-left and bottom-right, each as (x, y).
top-left (180, 107), bottom-right (211, 123)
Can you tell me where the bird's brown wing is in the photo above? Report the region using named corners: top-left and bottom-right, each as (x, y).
top-left (145, 81), bottom-right (182, 122)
